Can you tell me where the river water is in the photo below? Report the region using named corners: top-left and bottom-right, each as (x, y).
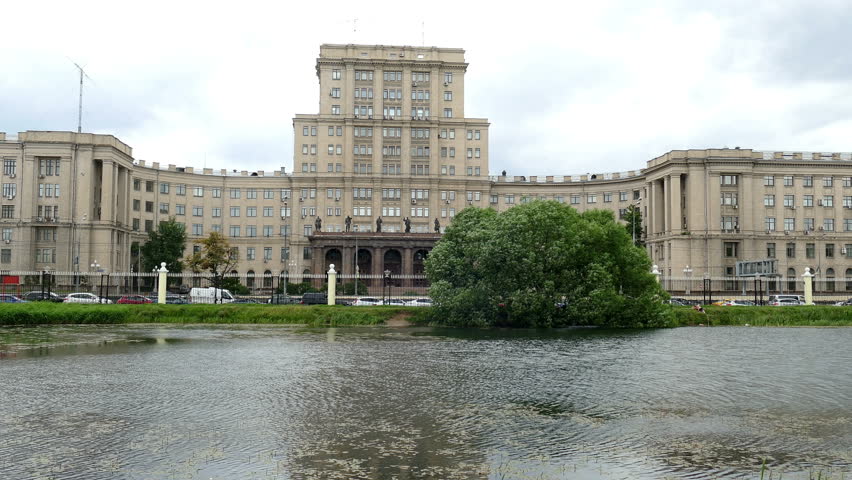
top-left (0, 325), bottom-right (850, 480)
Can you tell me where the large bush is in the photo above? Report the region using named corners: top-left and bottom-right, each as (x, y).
top-left (425, 201), bottom-right (671, 327)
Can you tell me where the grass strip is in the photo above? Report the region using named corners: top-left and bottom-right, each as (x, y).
top-left (671, 305), bottom-right (852, 327)
top-left (0, 303), bottom-right (432, 327)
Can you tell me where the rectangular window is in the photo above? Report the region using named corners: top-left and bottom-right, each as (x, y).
top-left (230, 207), bottom-right (240, 217)
top-left (192, 206), bottom-right (203, 217)
top-left (764, 195), bottom-right (775, 207)
top-left (263, 225), bottom-right (273, 237)
top-left (331, 105), bottom-right (340, 115)
top-left (212, 208), bottom-right (221, 217)
top-left (3, 159), bottom-right (17, 176)
top-left (784, 175), bottom-right (794, 186)
top-left (806, 243), bottom-right (815, 259)
top-left (786, 242), bottom-right (796, 258)
top-left (766, 243), bottom-right (776, 258)
top-left (720, 175), bottom-right (738, 185)
top-left (230, 188), bottom-right (241, 199)
top-left (192, 224), bottom-right (203, 236)
top-left (804, 176), bottom-right (813, 187)
top-left (784, 217), bottom-right (795, 231)
top-left (176, 184), bottom-right (186, 196)
top-left (724, 242), bottom-right (739, 257)
top-left (443, 108), bottom-right (452, 118)
top-left (247, 225), bottom-right (257, 237)
top-left (803, 195), bottom-right (813, 207)
top-left (783, 195), bottom-right (794, 207)
top-left (247, 207), bottom-right (257, 217)
top-left (824, 218), bottom-right (835, 231)
top-left (764, 176), bottom-right (775, 186)
top-left (160, 182), bottom-right (170, 194)
top-left (804, 218), bottom-right (815, 231)
top-left (247, 189), bottom-right (257, 199)
top-left (764, 217), bottom-right (775, 232)
top-left (159, 203), bottom-right (169, 214)
top-left (823, 176), bottom-right (834, 187)
top-left (212, 188), bottom-right (221, 198)
top-left (175, 204), bottom-right (185, 216)
top-left (826, 244), bottom-right (835, 258)
top-left (229, 226), bottom-right (241, 237)
top-left (193, 187), bottom-right (203, 197)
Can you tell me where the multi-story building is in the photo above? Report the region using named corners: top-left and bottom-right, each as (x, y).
top-left (1, 44), bottom-right (851, 293)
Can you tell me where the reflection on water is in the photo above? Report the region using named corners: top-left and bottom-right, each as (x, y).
top-left (0, 325), bottom-right (850, 479)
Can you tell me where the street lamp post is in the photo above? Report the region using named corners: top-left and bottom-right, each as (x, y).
top-left (683, 265), bottom-right (693, 296)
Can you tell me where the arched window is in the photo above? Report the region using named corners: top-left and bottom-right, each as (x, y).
top-left (845, 268), bottom-right (852, 292)
top-left (246, 270), bottom-right (255, 288)
top-left (825, 268), bottom-right (835, 292)
top-left (263, 270), bottom-right (273, 288)
top-left (787, 268), bottom-right (796, 292)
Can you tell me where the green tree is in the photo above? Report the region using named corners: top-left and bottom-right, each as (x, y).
top-left (185, 232), bottom-right (239, 286)
top-left (621, 204), bottom-right (644, 246)
top-left (140, 217), bottom-right (186, 273)
top-left (425, 201), bottom-right (670, 328)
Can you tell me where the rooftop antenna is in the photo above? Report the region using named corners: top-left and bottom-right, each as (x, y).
top-left (71, 61), bottom-right (93, 133)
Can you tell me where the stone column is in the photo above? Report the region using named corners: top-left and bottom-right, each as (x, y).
top-left (670, 174), bottom-right (682, 232)
top-left (372, 247), bottom-right (383, 287)
top-left (327, 264), bottom-right (336, 305)
top-left (403, 247), bottom-right (413, 276)
top-left (101, 160), bottom-right (114, 223)
top-left (662, 175), bottom-right (670, 233)
top-left (157, 262), bottom-right (168, 304)
top-left (802, 267), bottom-right (814, 305)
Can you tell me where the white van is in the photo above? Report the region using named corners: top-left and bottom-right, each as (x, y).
top-left (189, 287), bottom-right (235, 304)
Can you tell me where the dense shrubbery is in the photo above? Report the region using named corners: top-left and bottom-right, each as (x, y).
top-left (425, 201), bottom-right (671, 327)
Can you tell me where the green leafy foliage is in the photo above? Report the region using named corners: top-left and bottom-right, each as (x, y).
top-left (621, 204), bottom-right (644, 246)
top-left (140, 217), bottom-right (187, 273)
top-left (425, 201), bottom-right (671, 327)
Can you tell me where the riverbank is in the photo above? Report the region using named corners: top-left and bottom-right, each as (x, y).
top-left (671, 305), bottom-right (852, 327)
top-left (2, 303), bottom-right (849, 328)
top-left (0, 303), bottom-right (431, 327)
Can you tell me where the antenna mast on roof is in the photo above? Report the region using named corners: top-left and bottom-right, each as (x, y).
top-left (72, 62), bottom-right (92, 133)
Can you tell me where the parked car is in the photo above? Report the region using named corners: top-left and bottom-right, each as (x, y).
top-left (21, 291), bottom-right (65, 302)
top-left (352, 297), bottom-right (382, 306)
top-left (165, 295), bottom-right (188, 304)
top-left (301, 292), bottom-right (328, 305)
top-left (268, 293), bottom-right (298, 305)
top-left (64, 292), bottom-right (112, 304)
top-left (834, 298), bottom-right (852, 306)
top-left (383, 298), bottom-right (407, 306)
top-left (0, 294), bottom-right (27, 303)
top-left (117, 295), bottom-right (153, 304)
top-left (720, 299), bottom-right (755, 306)
top-left (669, 297), bottom-right (692, 306)
top-left (405, 298), bottom-right (433, 307)
top-left (772, 298), bottom-right (804, 306)
top-left (767, 295), bottom-right (805, 306)
top-left (231, 298), bottom-right (261, 304)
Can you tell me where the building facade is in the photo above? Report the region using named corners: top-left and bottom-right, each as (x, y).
top-left (2, 44), bottom-right (852, 292)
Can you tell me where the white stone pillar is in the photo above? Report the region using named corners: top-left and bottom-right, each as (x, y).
top-left (802, 267), bottom-right (814, 305)
top-left (327, 264), bottom-right (337, 305)
top-left (158, 262), bottom-right (168, 304)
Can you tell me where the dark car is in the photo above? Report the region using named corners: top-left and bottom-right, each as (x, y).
top-left (0, 294), bottom-right (27, 303)
top-left (301, 292), bottom-right (328, 305)
top-left (268, 294), bottom-right (298, 305)
top-left (231, 298), bottom-right (261, 304)
top-left (165, 295), bottom-right (188, 304)
top-left (22, 291), bottom-right (65, 302)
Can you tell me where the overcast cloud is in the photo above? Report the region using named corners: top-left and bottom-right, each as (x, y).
top-left (2, 0), bottom-right (851, 176)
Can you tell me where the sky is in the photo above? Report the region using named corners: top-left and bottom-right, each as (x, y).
top-left (3, 0), bottom-right (852, 176)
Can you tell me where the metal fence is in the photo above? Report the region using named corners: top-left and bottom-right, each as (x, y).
top-left (660, 275), bottom-right (852, 304)
top-left (0, 270), bottom-right (430, 303)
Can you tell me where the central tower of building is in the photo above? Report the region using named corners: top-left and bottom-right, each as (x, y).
top-left (291, 44), bottom-right (491, 236)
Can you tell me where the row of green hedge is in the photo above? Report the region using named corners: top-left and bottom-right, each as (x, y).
top-left (670, 305), bottom-right (852, 327)
top-left (0, 304), bottom-right (432, 327)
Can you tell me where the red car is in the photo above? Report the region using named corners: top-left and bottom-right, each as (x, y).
top-left (117, 295), bottom-right (153, 304)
